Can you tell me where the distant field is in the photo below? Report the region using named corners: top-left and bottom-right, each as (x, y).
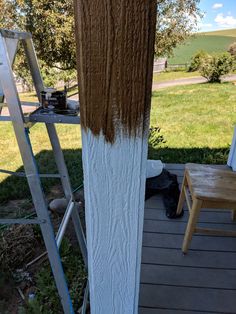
top-left (203, 28), bottom-right (236, 37)
top-left (152, 71), bottom-right (200, 83)
top-left (168, 28), bottom-right (236, 64)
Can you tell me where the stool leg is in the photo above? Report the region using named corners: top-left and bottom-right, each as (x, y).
top-left (231, 210), bottom-right (236, 222)
top-left (182, 199), bottom-right (202, 254)
top-left (176, 173), bottom-right (187, 215)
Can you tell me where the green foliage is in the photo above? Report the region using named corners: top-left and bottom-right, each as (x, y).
top-left (5, 0), bottom-right (76, 70)
top-left (148, 126), bottom-right (166, 149)
top-left (199, 53), bottom-right (234, 83)
top-left (228, 42), bottom-right (236, 58)
top-left (13, 46), bottom-right (77, 91)
top-left (156, 0), bottom-right (201, 58)
top-left (23, 239), bottom-right (87, 314)
top-left (188, 50), bottom-right (209, 72)
top-left (58, 69), bottom-right (77, 89)
top-left (2, 0), bottom-right (201, 68)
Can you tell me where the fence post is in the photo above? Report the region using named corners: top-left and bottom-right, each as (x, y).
top-left (74, 1), bottom-right (156, 313)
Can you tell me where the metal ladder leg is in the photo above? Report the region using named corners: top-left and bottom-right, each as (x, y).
top-left (0, 34), bottom-right (74, 314)
top-left (46, 123), bottom-right (87, 268)
top-left (19, 132), bottom-right (74, 314)
top-left (22, 30), bottom-right (88, 303)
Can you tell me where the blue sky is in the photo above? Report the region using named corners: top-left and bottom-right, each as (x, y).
top-left (198, 0), bottom-right (236, 32)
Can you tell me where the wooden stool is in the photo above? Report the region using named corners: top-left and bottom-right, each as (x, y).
top-left (176, 163), bottom-right (236, 253)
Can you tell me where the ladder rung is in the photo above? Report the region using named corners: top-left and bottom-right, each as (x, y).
top-left (0, 168), bottom-right (61, 178)
top-left (40, 174), bottom-right (61, 178)
top-left (0, 116), bottom-right (12, 121)
top-left (56, 199), bottom-right (75, 247)
top-left (0, 218), bottom-right (45, 225)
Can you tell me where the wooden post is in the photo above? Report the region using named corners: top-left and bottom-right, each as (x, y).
top-left (74, 1), bottom-right (156, 313)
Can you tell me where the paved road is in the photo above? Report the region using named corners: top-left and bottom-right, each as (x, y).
top-left (152, 74), bottom-right (236, 90)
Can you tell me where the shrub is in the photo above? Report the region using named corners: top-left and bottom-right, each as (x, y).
top-left (199, 52), bottom-right (234, 83)
top-left (188, 50), bottom-right (208, 72)
top-left (148, 126), bottom-right (166, 149)
top-left (228, 42), bottom-right (236, 58)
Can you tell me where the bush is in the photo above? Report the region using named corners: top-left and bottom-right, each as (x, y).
top-left (148, 126), bottom-right (166, 149)
top-left (228, 42), bottom-right (236, 58)
top-left (188, 50), bottom-right (208, 72)
top-left (199, 52), bottom-right (234, 83)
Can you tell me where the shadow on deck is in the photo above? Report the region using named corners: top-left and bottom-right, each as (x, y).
top-left (139, 164), bottom-right (236, 314)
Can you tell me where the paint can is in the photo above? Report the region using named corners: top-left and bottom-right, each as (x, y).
top-left (41, 88), bottom-right (67, 110)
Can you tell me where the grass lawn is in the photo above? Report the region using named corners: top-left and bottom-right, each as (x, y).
top-left (1, 82), bottom-right (236, 202)
top-left (153, 71), bottom-right (200, 83)
top-left (149, 82), bottom-right (236, 163)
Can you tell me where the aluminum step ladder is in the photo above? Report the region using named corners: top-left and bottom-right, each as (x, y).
top-left (0, 29), bottom-right (88, 314)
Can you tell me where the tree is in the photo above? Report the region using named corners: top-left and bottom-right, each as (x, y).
top-left (2, 0), bottom-right (201, 69)
top-left (200, 53), bottom-right (233, 83)
top-left (155, 0), bottom-right (201, 58)
top-left (0, 0), bottom-right (17, 29)
top-left (3, 0), bottom-right (76, 70)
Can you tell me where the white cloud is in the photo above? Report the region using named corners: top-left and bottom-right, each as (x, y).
top-left (199, 22), bottom-right (213, 30)
top-left (215, 13), bottom-right (236, 28)
top-left (212, 3), bottom-right (223, 9)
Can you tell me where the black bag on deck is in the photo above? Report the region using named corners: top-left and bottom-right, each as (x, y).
top-left (145, 169), bottom-right (184, 219)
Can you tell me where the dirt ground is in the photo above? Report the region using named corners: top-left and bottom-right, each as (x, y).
top-left (0, 185), bottom-right (86, 313)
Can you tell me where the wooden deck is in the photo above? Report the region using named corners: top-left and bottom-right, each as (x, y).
top-left (139, 164), bottom-right (236, 314)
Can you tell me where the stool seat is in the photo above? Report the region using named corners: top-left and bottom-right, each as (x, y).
top-left (177, 163), bottom-right (236, 253)
top-left (186, 163), bottom-right (236, 203)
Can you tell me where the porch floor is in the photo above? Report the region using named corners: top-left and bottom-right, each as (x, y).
top-left (139, 164), bottom-right (236, 314)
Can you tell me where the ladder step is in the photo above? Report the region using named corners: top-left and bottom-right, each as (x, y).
top-left (0, 116), bottom-right (12, 121)
top-left (0, 218), bottom-right (45, 225)
top-left (0, 168), bottom-right (61, 178)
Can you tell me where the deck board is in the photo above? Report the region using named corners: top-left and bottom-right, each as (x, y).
top-left (139, 163), bottom-right (236, 314)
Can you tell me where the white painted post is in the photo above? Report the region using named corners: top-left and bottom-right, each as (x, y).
top-left (74, 1), bottom-right (157, 313)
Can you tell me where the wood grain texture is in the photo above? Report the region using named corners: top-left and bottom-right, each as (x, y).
top-left (74, 0), bottom-right (156, 143)
top-left (74, 1), bottom-right (156, 313)
top-left (82, 131), bottom-right (150, 314)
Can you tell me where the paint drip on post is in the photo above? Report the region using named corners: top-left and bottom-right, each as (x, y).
top-left (74, 0), bottom-right (157, 143)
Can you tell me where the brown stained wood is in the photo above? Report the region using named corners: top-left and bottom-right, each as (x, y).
top-left (182, 199), bottom-right (202, 253)
top-left (74, 0), bottom-right (157, 143)
top-left (186, 163), bottom-right (236, 202)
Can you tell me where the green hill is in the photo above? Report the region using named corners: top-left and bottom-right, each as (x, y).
top-left (203, 28), bottom-right (236, 37)
top-left (168, 29), bottom-right (236, 65)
